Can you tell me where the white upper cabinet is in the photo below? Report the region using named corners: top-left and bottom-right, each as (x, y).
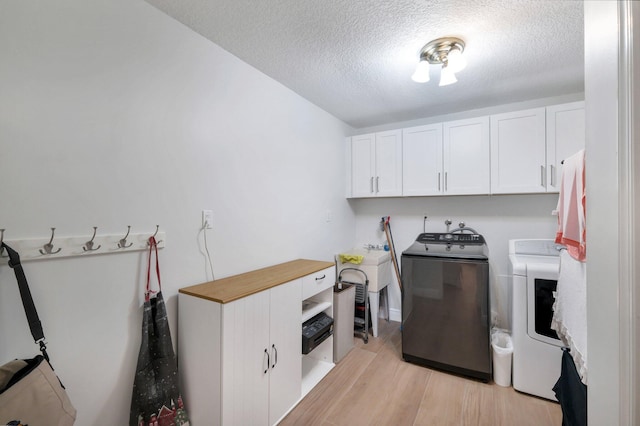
top-left (348, 100), bottom-right (584, 198)
top-left (375, 130), bottom-right (403, 196)
top-left (490, 108), bottom-right (547, 194)
top-left (546, 101), bottom-right (585, 192)
top-left (402, 124), bottom-right (443, 196)
top-left (402, 118), bottom-right (489, 196)
top-left (490, 103), bottom-right (585, 194)
top-left (350, 130), bottom-right (402, 197)
top-left (350, 133), bottom-right (375, 197)
top-left (443, 116), bottom-right (491, 195)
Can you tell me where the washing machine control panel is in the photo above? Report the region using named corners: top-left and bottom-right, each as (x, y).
top-left (416, 232), bottom-right (485, 245)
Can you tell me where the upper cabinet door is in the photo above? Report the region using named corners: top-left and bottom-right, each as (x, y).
top-left (490, 108), bottom-right (546, 194)
top-left (374, 130), bottom-right (403, 196)
top-left (402, 124), bottom-right (443, 196)
top-left (349, 130), bottom-right (402, 198)
top-left (350, 133), bottom-right (376, 197)
top-left (443, 117), bottom-right (490, 195)
top-left (546, 101), bottom-right (585, 192)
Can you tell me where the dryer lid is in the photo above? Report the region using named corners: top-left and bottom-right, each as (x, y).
top-left (509, 239), bottom-right (562, 276)
top-left (509, 239), bottom-right (564, 256)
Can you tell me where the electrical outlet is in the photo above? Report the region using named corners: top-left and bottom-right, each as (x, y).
top-left (202, 210), bottom-right (213, 229)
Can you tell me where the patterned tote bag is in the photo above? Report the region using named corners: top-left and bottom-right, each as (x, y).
top-left (130, 237), bottom-right (189, 426)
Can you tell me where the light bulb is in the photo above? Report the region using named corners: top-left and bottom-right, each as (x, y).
top-left (439, 64), bottom-right (457, 86)
top-left (411, 59), bottom-right (430, 83)
top-left (447, 48), bottom-right (467, 73)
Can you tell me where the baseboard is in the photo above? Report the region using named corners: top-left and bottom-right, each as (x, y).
top-left (388, 308), bottom-right (401, 322)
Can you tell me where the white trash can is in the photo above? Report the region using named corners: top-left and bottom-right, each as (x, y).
top-left (491, 330), bottom-right (513, 387)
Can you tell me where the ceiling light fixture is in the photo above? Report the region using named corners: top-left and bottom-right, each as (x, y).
top-left (411, 37), bottom-right (467, 86)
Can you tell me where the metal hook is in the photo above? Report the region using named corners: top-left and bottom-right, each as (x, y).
top-left (0, 229), bottom-right (7, 258)
top-left (83, 226), bottom-right (101, 252)
top-left (147, 225), bottom-right (162, 246)
top-left (39, 228), bottom-right (62, 255)
top-left (117, 225), bottom-right (133, 248)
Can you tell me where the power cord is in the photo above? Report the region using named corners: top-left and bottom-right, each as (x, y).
top-left (202, 220), bottom-right (215, 280)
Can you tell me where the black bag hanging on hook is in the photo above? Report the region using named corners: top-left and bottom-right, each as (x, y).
top-left (0, 242), bottom-right (77, 425)
top-left (130, 236), bottom-right (190, 426)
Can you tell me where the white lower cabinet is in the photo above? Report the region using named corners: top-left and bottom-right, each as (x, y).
top-left (267, 282), bottom-right (304, 424)
top-left (222, 280), bottom-right (302, 425)
top-left (178, 259), bottom-right (334, 426)
top-left (300, 266), bottom-right (335, 396)
top-left (179, 279), bottom-right (301, 425)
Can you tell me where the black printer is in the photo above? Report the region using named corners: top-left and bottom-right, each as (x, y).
top-left (302, 312), bottom-right (333, 355)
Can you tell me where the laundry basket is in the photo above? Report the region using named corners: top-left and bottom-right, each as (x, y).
top-left (337, 268), bottom-right (369, 343)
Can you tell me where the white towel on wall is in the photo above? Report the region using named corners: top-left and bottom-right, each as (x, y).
top-left (551, 249), bottom-right (588, 384)
top-left (555, 149), bottom-right (586, 261)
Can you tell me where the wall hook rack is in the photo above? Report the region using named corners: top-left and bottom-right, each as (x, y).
top-left (0, 229), bottom-right (7, 258)
top-left (0, 227), bottom-right (166, 262)
top-left (117, 226), bottom-right (133, 249)
top-left (83, 227), bottom-right (102, 252)
top-left (39, 228), bottom-right (62, 255)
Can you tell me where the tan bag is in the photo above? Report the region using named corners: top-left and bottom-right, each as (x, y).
top-left (0, 356), bottom-right (76, 425)
top-left (0, 243), bottom-right (76, 425)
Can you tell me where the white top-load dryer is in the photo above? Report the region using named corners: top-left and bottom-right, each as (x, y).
top-left (509, 239), bottom-right (564, 401)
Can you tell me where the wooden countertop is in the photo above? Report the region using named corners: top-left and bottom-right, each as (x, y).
top-left (179, 259), bottom-right (334, 303)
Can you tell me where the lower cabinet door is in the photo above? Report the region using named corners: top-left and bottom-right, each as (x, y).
top-left (222, 279), bottom-right (302, 426)
top-left (268, 279), bottom-right (302, 425)
top-left (222, 290), bottom-right (271, 425)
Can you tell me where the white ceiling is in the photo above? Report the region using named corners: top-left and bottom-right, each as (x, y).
top-left (144, 0), bottom-right (584, 129)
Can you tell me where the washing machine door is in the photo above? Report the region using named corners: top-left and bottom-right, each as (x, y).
top-left (526, 264), bottom-right (564, 347)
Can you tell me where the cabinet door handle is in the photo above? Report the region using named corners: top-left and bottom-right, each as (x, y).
top-left (315, 274), bottom-right (326, 281)
top-left (370, 176), bottom-right (374, 193)
top-left (375, 176), bottom-right (379, 193)
top-left (438, 172), bottom-right (441, 191)
top-left (271, 344), bottom-right (278, 369)
top-left (445, 172), bottom-right (448, 191)
top-left (541, 165), bottom-right (545, 187)
top-left (264, 348), bottom-right (270, 374)
top-left (550, 164), bottom-right (555, 187)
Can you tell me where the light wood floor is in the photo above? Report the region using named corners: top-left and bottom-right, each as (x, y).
top-left (281, 321), bottom-right (562, 426)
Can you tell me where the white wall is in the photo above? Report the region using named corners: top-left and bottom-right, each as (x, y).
top-left (0, 1), bottom-right (355, 424)
top-left (350, 194), bottom-right (558, 328)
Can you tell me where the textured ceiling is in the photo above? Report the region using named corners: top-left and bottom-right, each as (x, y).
top-left (144, 0), bottom-right (584, 129)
